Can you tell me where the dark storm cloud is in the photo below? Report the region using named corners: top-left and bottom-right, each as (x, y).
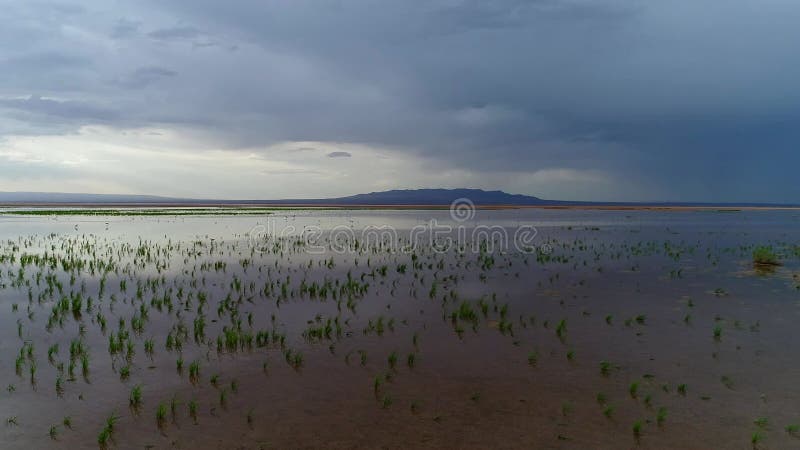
top-left (1, 0), bottom-right (799, 201)
top-left (327, 151), bottom-right (352, 158)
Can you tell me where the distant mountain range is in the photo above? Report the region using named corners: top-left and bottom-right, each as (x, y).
top-left (0, 189), bottom-right (797, 207)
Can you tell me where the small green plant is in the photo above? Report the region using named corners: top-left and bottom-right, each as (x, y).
top-left (721, 375), bottom-right (734, 390)
top-left (752, 246), bottom-right (780, 266)
top-left (130, 385), bottom-right (142, 408)
top-left (98, 412), bottom-right (119, 447)
top-left (629, 382), bottom-right (639, 399)
top-left (555, 319), bottom-right (567, 339)
top-left (599, 360), bottom-right (614, 376)
top-left (170, 395), bottom-right (179, 420)
top-left (156, 402), bottom-right (168, 427)
top-left (219, 389), bottom-right (228, 408)
top-left (188, 399), bottom-right (198, 423)
top-left (657, 407), bottom-right (667, 426)
top-left (632, 420), bottom-right (643, 438)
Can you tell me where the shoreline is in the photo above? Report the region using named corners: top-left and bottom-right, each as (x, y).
top-left (0, 203), bottom-right (799, 211)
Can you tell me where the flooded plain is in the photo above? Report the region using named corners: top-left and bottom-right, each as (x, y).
top-left (1, 208), bottom-right (799, 449)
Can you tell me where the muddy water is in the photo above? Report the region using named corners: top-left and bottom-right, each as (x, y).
top-left (1, 209), bottom-right (799, 449)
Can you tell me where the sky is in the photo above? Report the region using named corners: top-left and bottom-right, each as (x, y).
top-left (1, 0), bottom-right (799, 202)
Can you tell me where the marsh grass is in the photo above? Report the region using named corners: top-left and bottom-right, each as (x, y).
top-left (629, 382), bottom-right (639, 399)
top-left (555, 319), bottom-right (567, 340)
top-left (189, 360), bottom-right (200, 383)
top-left (170, 395), bottom-right (180, 422)
top-left (97, 412), bottom-right (119, 448)
top-left (188, 400), bottom-right (198, 424)
top-left (219, 389), bottom-right (228, 409)
top-left (752, 246), bottom-right (780, 267)
top-left (129, 385), bottom-right (143, 411)
top-left (632, 420), bottom-right (643, 438)
top-left (156, 402), bottom-right (168, 428)
top-left (751, 431), bottom-right (764, 447)
top-left (657, 407), bottom-right (667, 426)
top-left (599, 360), bottom-right (616, 376)
top-left (721, 375), bottom-right (734, 390)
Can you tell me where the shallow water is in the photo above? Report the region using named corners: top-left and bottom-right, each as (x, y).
top-left (1, 209), bottom-right (799, 449)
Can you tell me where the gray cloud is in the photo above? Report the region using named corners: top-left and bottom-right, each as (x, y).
top-left (0, 0), bottom-right (799, 201)
top-left (111, 18), bottom-right (141, 39)
top-left (113, 66), bottom-right (178, 89)
top-left (0, 95), bottom-right (117, 121)
top-left (147, 25), bottom-right (203, 41)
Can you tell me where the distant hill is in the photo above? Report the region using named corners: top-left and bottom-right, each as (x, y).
top-left (304, 189), bottom-right (548, 205)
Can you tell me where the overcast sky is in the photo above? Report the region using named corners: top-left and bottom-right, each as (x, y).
top-left (1, 0), bottom-right (799, 202)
